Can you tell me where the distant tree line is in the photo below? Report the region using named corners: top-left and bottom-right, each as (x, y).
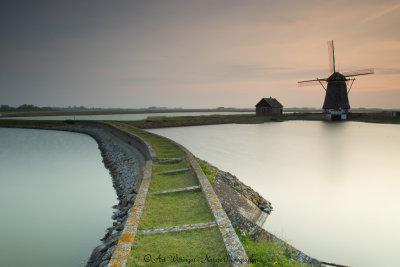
top-left (0, 104), bottom-right (91, 112)
top-left (0, 104), bottom-right (56, 112)
top-left (0, 104), bottom-right (99, 112)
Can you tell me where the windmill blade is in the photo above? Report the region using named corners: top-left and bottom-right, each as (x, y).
top-left (342, 68), bottom-right (374, 77)
top-left (298, 78), bottom-right (328, 87)
top-left (327, 40), bottom-right (335, 73)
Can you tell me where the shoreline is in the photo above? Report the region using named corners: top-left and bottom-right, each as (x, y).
top-left (0, 121), bottom-right (321, 266)
top-left (0, 122), bottom-right (149, 265)
top-left (121, 112), bottom-right (400, 129)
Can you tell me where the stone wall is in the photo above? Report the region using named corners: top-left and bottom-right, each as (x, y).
top-left (198, 159), bottom-right (272, 227)
top-left (226, 208), bottom-right (321, 266)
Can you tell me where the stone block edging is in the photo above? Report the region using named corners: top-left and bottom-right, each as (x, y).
top-left (105, 124), bottom-right (156, 267)
top-left (150, 185), bottom-right (201, 195)
top-left (107, 160), bottom-right (152, 267)
top-left (139, 221), bottom-right (217, 234)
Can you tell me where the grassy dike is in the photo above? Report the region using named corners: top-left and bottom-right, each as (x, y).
top-left (112, 122), bottom-right (229, 266)
top-left (123, 112), bottom-right (400, 129)
top-left (112, 122), bottom-right (311, 267)
top-left (125, 114), bottom-right (282, 129)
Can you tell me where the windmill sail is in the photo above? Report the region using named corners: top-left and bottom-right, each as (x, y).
top-left (298, 78), bottom-right (328, 87)
top-left (327, 40), bottom-right (335, 73)
top-left (342, 68), bottom-right (374, 77)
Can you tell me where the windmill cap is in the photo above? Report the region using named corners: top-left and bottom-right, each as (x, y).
top-left (328, 72), bottom-right (346, 81)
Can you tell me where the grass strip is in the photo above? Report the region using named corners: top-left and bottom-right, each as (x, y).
top-left (111, 122), bottom-right (185, 158)
top-left (149, 169), bottom-right (199, 193)
top-left (152, 160), bottom-right (188, 173)
top-left (128, 227), bottom-right (229, 267)
top-left (139, 191), bottom-right (214, 229)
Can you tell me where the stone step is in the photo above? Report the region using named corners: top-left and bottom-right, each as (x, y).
top-left (153, 157), bottom-right (183, 163)
top-left (157, 168), bottom-right (190, 175)
top-left (150, 185), bottom-right (201, 195)
top-left (139, 221), bottom-right (217, 234)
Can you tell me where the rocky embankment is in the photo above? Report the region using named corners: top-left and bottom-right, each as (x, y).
top-left (58, 123), bottom-right (147, 267)
top-left (215, 168), bottom-right (273, 214)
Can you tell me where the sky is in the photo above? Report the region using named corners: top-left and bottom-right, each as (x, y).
top-left (1, 0), bottom-right (399, 109)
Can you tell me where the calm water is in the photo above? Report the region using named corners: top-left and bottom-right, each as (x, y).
top-left (0, 128), bottom-right (117, 267)
top-left (149, 121), bottom-right (400, 267)
top-left (0, 111), bottom-right (252, 121)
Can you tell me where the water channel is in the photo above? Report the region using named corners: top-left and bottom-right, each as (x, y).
top-left (149, 121), bottom-right (400, 267)
top-left (0, 128), bottom-right (116, 267)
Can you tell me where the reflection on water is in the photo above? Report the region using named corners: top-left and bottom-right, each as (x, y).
top-left (0, 128), bottom-right (116, 267)
top-left (149, 121), bottom-right (400, 267)
top-left (1, 111), bottom-right (253, 121)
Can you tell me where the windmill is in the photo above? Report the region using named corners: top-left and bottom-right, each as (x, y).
top-left (298, 40), bottom-right (374, 120)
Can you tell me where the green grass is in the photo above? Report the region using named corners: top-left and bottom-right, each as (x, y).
top-left (111, 122), bottom-right (185, 158)
top-left (197, 159), bottom-right (218, 185)
top-left (112, 122), bottom-right (230, 265)
top-left (139, 191), bottom-right (214, 229)
top-left (128, 228), bottom-right (229, 266)
top-left (156, 149), bottom-right (184, 158)
top-left (152, 160), bottom-right (188, 173)
top-left (125, 114), bottom-right (283, 129)
top-left (237, 232), bottom-right (311, 267)
top-left (149, 170), bottom-right (199, 192)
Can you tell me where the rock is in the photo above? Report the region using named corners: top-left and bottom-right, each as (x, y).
top-left (215, 169), bottom-right (273, 214)
top-left (101, 246), bottom-right (115, 261)
top-left (86, 244), bottom-right (106, 267)
top-left (55, 122), bottom-right (146, 267)
top-left (126, 193), bottom-right (136, 202)
top-left (115, 222), bottom-right (125, 231)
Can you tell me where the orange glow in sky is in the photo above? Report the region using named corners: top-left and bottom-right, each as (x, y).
top-left (0, 0), bottom-right (399, 108)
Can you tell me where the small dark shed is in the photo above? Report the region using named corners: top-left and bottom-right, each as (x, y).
top-left (255, 97), bottom-right (283, 115)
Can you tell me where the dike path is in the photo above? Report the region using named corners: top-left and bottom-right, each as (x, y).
top-left (107, 122), bottom-right (249, 266)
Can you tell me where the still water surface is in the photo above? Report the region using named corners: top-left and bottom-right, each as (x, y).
top-left (149, 121), bottom-right (400, 267)
top-left (0, 128), bottom-right (116, 267)
top-left (1, 111), bottom-right (252, 121)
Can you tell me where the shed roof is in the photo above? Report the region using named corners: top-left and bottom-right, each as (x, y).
top-left (255, 97), bottom-right (283, 108)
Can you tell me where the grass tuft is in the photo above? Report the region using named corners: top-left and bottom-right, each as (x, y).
top-left (197, 159), bottom-right (218, 185)
top-left (236, 231), bottom-right (311, 267)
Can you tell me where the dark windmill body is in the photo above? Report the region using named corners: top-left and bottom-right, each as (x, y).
top-left (298, 40), bottom-right (374, 120)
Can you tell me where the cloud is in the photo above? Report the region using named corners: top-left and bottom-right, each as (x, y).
top-left (363, 2), bottom-right (400, 22)
top-left (375, 67), bottom-right (400, 75)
